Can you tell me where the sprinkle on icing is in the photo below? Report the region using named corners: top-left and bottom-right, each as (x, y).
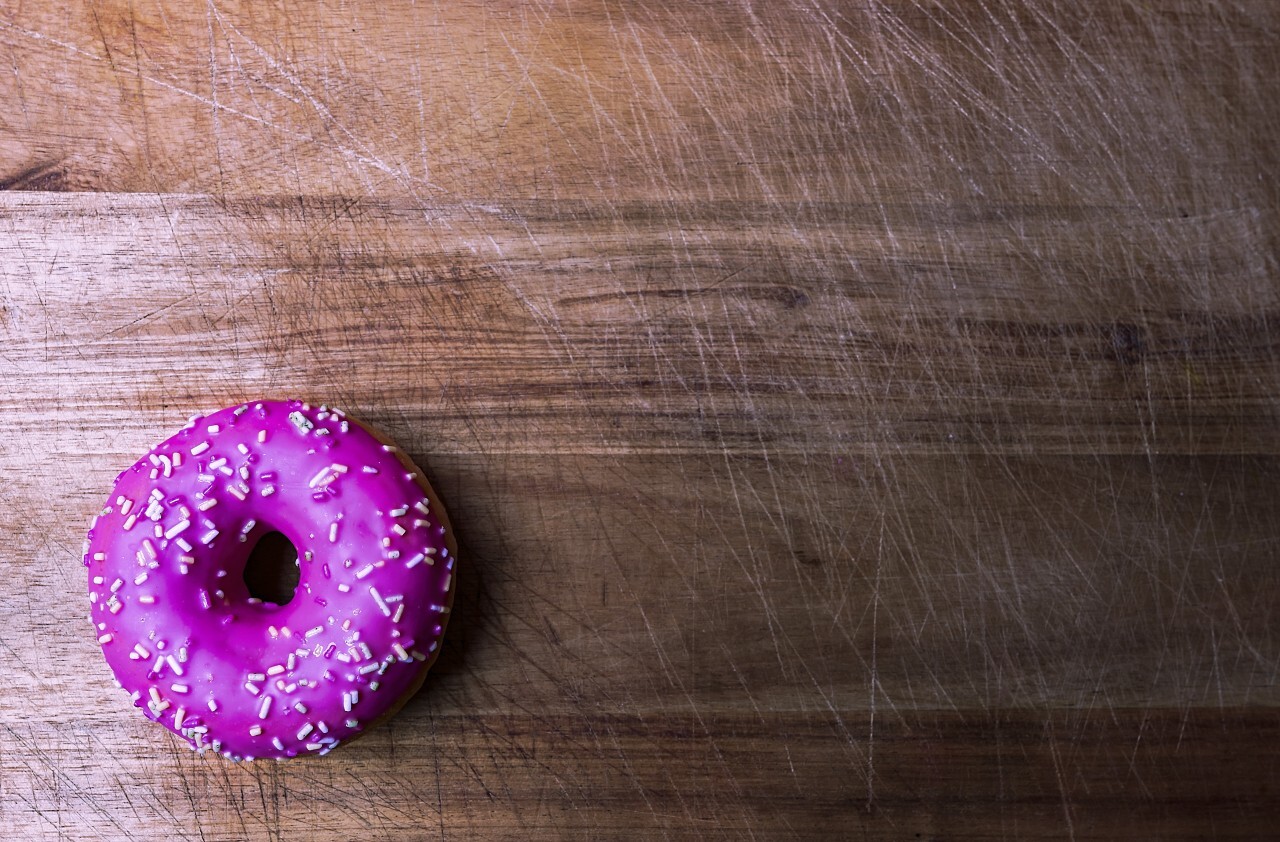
top-left (83, 399), bottom-right (455, 760)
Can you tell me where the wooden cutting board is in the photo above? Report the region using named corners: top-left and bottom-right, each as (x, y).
top-left (1, 1), bottom-right (1277, 838)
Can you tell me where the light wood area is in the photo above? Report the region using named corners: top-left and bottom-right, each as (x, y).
top-left (0, 1), bottom-right (1277, 838)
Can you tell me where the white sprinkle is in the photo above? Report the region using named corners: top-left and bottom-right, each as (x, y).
top-left (337, 583), bottom-right (351, 593)
top-left (267, 665), bottom-right (285, 676)
top-left (331, 464), bottom-right (349, 474)
top-left (217, 464), bottom-right (235, 477)
top-left (329, 522), bottom-right (339, 543)
top-left (198, 589), bottom-right (211, 610)
top-left (237, 443), bottom-right (250, 455)
top-left (244, 682), bottom-right (260, 695)
top-left (345, 718), bottom-right (359, 728)
top-left (159, 454), bottom-right (172, 477)
top-left (305, 626), bottom-right (324, 640)
top-left (258, 696), bottom-right (273, 719)
top-left (413, 519), bottom-right (431, 529)
top-left (200, 529), bottom-right (219, 545)
top-left (293, 702), bottom-right (308, 714)
top-left (98, 633), bottom-right (114, 644)
top-left (389, 506), bottom-right (409, 518)
top-left (208, 456), bottom-right (227, 469)
top-left (226, 485), bottom-right (247, 501)
top-left (197, 498), bottom-right (218, 511)
top-left (382, 445), bottom-right (396, 452)
top-left (361, 466), bottom-right (378, 474)
top-left (392, 603), bottom-right (405, 623)
top-left (171, 684), bottom-right (190, 694)
top-left (355, 564), bottom-right (374, 580)
top-left (166, 655), bottom-right (184, 676)
top-left (239, 466), bottom-right (250, 481)
top-left (249, 724), bottom-right (263, 736)
top-left (173, 706), bottom-right (186, 730)
top-left (248, 672), bottom-right (266, 682)
top-left (119, 499), bottom-right (134, 516)
top-left (208, 699), bottom-right (218, 712)
top-left (405, 553), bottom-right (430, 569)
top-left (207, 424), bottom-right (220, 434)
top-left (415, 500), bottom-right (430, 514)
top-left (308, 466), bottom-right (332, 488)
top-left (297, 723), bottom-right (313, 739)
top-left (392, 643), bottom-right (410, 661)
top-left (172, 452), bottom-right (182, 467)
top-left (260, 486), bottom-right (276, 497)
top-left (108, 596), bottom-right (123, 614)
top-left (272, 736), bottom-right (284, 751)
top-left (92, 553), bottom-right (106, 564)
top-left (134, 572), bottom-right (149, 586)
top-left (391, 524), bottom-right (406, 536)
top-left (197, 474), bottom-right (215, 483)
top-left (289, 411), bottom-right (314, 433)
top-left (139, 595), bottom-right (157, 604)
top-left (123, 513), bottom-right (138, 531)
top-left (142, 539), bottom-right (158, 559)
top-left (176, 537), bottom-right (194, 552)
top-left (369, 587), bottom-right (390, 616)
top-left (240, 519), bottom-right (256, 541)
top-left (164, 519), bottom-right (191, 539)
top-left (358, 663), bottom-right (379, 675)
top-left (133, 643), bottom-right (150, 658)
top-left (110, 577), bottom-right (124, 592)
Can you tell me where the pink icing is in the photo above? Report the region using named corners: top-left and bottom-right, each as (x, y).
top-left (83, 400), bottom-right (454, 760)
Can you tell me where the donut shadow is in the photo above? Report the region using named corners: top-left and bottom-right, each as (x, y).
top-left (397, 461), bottom-right (485, 716)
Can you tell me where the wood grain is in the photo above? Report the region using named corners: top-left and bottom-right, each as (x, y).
top-left (1, 1), bottom-right (1277, 838)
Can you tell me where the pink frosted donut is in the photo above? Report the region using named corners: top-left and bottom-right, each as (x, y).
top-left (83, 400), bottom-right (456, 760)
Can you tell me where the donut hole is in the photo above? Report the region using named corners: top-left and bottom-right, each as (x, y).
top-left (242, 530), bottom-right (300, 605)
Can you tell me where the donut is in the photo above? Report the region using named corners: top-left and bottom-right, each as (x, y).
top-left (83, 400), bottom-right (456, 760)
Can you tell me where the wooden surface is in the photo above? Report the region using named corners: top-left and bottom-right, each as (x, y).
top-left (1, 1), bottom-right (1278, 838)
